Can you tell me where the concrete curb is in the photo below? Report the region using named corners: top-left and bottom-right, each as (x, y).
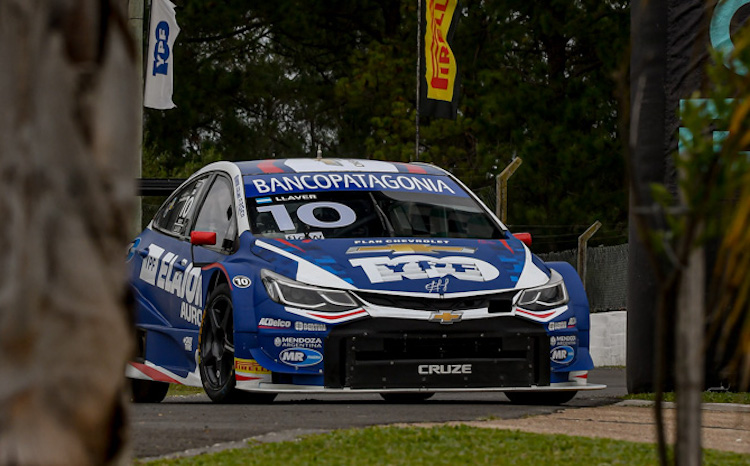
top-left (138, 428), bottom-right (330, 462)
top-left (616, 399), bottom-right (750, 413)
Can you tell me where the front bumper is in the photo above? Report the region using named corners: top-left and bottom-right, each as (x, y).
top-left (323, 317), bottom-right (548, 390)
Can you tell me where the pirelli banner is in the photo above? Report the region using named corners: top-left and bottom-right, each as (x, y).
top-left (628, 0), bottom-right (750, 393)
top-left (420, 0), bottom-right (461, 119)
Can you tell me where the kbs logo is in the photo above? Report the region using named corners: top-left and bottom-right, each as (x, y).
top-left (152, 21), bottom-right (171, 76)
top-left (550, 346), bottom-right (575, 364)
top-left (279, 348), bottom-right (323, 367)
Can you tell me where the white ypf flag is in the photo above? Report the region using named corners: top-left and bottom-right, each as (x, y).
top-left (144, 0), bottom-right (180, 109)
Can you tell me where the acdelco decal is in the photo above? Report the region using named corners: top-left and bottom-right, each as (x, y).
top-left (349, 255), bottom-right (499, 283)
top-left (139, 244), bottom-right (203, 325)
top-left (258, 318), bottom-right (291, 329)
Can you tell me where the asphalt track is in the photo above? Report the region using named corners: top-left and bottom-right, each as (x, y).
top-left (130, 367), bottom-right (626, 459)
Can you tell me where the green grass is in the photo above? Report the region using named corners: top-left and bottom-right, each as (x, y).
top-left (623, 391), bottom-right (750, 404)
top-left (141, 425), bottom-right (748, 465)
top-left (166, 384), bottom-right (204, 397)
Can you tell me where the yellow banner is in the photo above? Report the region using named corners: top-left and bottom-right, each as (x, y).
top-left (425, 0), bottom-right (458, 102)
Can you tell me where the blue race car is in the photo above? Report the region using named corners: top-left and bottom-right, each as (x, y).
top-left (127, 158), bottom-right (604, 404)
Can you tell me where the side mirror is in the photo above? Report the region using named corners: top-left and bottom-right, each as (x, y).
top-left (513, 232), bottom-right (532, 246)
top-left (190, 231), bottom-right (216, 268)
top-left (190, 231), bottom-right (216, 246)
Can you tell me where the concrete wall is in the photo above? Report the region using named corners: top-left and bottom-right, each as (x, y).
top-left (589, 311), bottom-right (627, 367)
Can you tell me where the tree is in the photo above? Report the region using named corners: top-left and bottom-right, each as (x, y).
top-left (629, 4), bottom-right (750, 462)
top-left (0, 0), bottom-right (137, 464)
top-left (144, 1), bottom-right (629, 249)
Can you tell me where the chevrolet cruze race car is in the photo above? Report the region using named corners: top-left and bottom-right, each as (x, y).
top-left (127, 158), bottom-right (604, 404)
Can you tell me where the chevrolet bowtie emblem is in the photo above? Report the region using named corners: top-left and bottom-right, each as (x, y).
top-left (429, 311), bottom-right (463, 324)
top-left (346, 245), bottom-right (476, 255)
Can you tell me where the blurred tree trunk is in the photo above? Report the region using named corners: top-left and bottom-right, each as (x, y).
top-left (675, 243), bottom-right (704, 466)
top-left (0, 1), bottom-right (137, 464)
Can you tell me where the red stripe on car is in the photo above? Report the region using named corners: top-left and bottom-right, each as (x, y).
top-left (308, 309), bottom-right (366, 320)
top-left (258, 160), bottom-right (284, 173)
top-left (129, 362), bottom-right (180, 384)
top-left (275, 238), bottom-right (305, 252)
top-left (514, 308), bottom-right (556, 319)
top-left (405, 164), bottom-right (427, 174)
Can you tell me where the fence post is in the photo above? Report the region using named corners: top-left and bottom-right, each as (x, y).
top-left (495, 158), bottom-right (523, 223)
top-left (577, 221), bottom-right (601, 289)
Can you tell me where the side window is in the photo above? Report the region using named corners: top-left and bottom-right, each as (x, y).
top-left (192, 176), bottom-right (235, 252)
top-left (153, 177), bottom-right (209, 237)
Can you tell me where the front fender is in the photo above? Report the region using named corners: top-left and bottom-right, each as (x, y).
top-left (201, 261), bottom-right (266, 334)
top-left (547, 261), bottom-right (594, 372)
top-left (547, 261), bottom-right (590, 332)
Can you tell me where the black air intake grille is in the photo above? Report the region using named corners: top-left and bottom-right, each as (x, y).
top-left (324, 317), bottom-right (548, 389)
top-left (353, 291), bottom-right (516, 313)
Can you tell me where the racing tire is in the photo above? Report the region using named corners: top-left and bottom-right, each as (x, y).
top-left (130, 378), bottom-right (169, 403)
top-left (380, 392), bottom-right (434, 403)
top-left (199, 284), bottom-right (277, 404)
top-left (504, 391), bottom-right (577, 405)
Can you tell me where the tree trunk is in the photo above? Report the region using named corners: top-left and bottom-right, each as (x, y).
top-left (0, 1), bottom-right (137, 464)
top-left (675, 242), bottom-right (705, 466)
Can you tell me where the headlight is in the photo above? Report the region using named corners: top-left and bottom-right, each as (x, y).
top-left (516, 270), bottom-right (569, 311)
top-left (261, 270), bottom-right (359, 313)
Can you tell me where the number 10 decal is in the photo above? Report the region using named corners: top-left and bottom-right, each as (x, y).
top-left (257, 202), bottom-right (357, 231)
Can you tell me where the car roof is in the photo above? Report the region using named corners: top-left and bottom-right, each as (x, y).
top-left (233, 158), bottom-right (449, 176)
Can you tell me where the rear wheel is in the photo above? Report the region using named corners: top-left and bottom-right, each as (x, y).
top-left (504, 391), bottom-right (577, 405)
top-left (199, 284), bottom-right (276, 404)
top-left (380, 392), bottom-right (434, 403)
top-left (130, 378), bottom-right (169, 403)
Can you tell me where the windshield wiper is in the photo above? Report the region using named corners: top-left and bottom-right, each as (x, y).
top-left (369, 192), bottom-right (395, 237)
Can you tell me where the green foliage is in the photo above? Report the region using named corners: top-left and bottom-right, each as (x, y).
top-left (623, 391), bottom-right (750, 404)
top-left (166, 384), bottom-right (204, 397)
top-left (144, 1), bottom-right (629, 249)
top-left (140, 425), bottom-right (748, 465)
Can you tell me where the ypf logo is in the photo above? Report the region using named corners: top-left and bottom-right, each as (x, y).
top-left (152, 21), bottom-right (171, 76)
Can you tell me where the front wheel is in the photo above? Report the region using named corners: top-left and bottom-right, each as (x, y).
top-left (197, 284), bottom-right (240, 403)
top-left (504, 391), bottom-right (577, 405)
top-left (199, 284), bottom-right (276, 404)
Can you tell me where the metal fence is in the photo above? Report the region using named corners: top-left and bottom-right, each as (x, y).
top-left (540, 243), bottom-right (628, 313)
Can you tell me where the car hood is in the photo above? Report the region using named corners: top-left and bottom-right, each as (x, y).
top-left (250, 236), bottom-right (551, 297)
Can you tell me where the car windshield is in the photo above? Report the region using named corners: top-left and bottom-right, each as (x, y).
top-left (247, 190), bottom-right (503, 240)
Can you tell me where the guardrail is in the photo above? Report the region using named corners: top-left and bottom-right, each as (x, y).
top-left (137, 178), bottom-right (185, 196)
